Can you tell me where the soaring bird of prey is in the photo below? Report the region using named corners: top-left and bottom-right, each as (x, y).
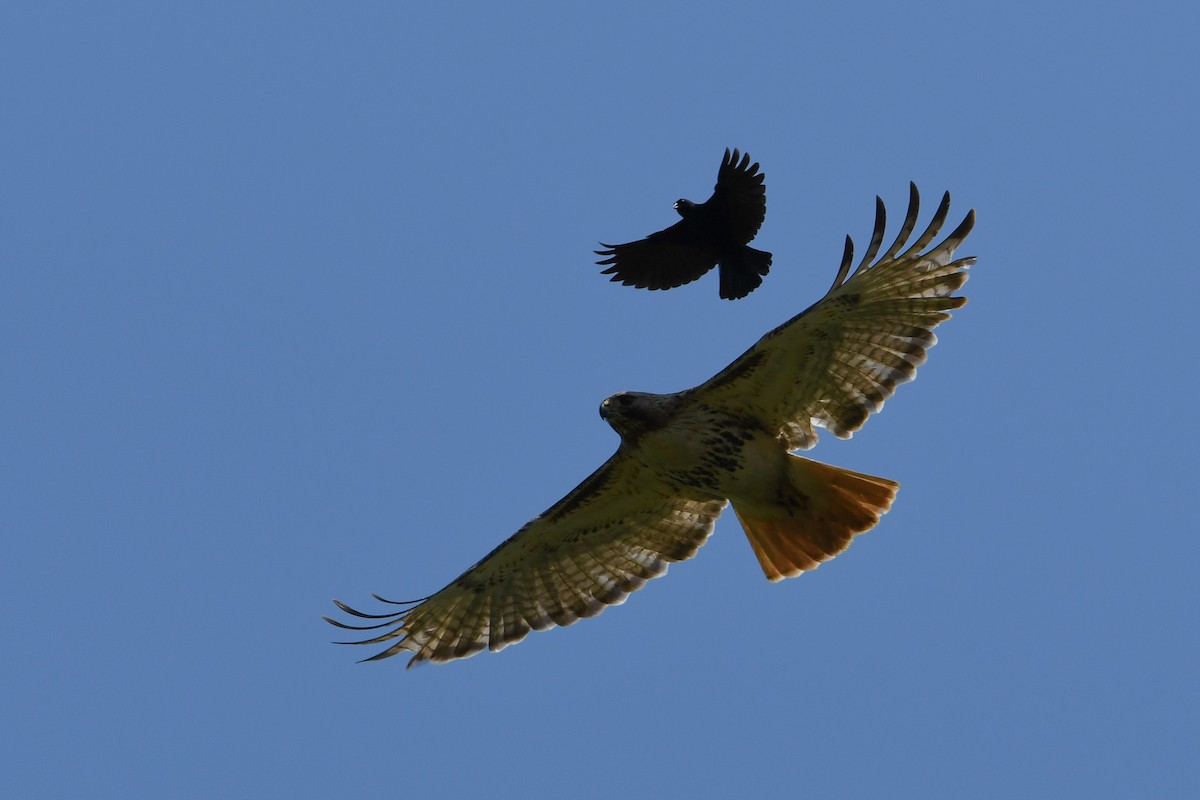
top-left (327, 184), bottom-right (975, 667)
top-left (596, 148), bottom-right (773, 300)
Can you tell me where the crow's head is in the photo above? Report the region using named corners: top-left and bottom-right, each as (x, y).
top-left (673, 198), bottom-right (696, 218)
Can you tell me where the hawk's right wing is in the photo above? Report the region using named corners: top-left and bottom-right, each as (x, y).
top-left (326, 451), bottom-right (726, 667)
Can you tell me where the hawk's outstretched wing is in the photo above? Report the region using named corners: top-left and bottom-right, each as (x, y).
top-left (696, 183), bottom-right (975, 450)
top-left (326, 453), bottom-right (726, 667)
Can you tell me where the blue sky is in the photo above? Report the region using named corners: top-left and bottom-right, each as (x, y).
top-left (3, 2), bottom-right (1197, 797)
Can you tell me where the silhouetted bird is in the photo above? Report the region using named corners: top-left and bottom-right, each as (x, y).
top-left (596, 148), bottom-right (772, 300)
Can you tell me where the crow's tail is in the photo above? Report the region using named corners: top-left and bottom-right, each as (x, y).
top-left (719, 246), bottom-right (772, 300)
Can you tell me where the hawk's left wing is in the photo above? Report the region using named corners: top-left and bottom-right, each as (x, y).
top-left (695, 184), bottom-right (975, 450)
top-left (326, 451), bottom-right (726, 667)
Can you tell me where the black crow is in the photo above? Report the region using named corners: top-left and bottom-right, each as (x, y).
top-left (596, 148), bottom-right (772, 300)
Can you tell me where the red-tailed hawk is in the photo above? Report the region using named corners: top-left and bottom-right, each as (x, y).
top-left (596, 148), bottom-right (772, 299)
top-left (328, 183), bottom-right (975, 667)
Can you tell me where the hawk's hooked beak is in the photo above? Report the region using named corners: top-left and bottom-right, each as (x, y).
top-left (599, 398), bottom-right (610, 420)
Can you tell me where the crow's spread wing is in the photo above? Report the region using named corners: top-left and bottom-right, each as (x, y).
top-left (595, 218), bottom-right (719, 290)
top-left (710, 147), bottom-right (767, 244)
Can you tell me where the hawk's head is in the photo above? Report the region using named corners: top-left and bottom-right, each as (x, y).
top-left (599, 391), bottom-right (677, 442)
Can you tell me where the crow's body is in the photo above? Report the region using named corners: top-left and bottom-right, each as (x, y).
top-left (597, 148), bottom-right (772, 300)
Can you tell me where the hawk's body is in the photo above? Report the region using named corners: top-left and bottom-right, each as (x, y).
top-left (596, 148), bottom-right (773, 299)
top-left (328, 184), bottom-right (975, 667)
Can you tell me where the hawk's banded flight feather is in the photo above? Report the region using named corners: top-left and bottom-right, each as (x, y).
top-left (327, 183), bottom-right (975, 667)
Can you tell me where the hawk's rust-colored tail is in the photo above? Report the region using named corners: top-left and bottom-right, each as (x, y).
top-left (732, 456), bottom-right (899, 581)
